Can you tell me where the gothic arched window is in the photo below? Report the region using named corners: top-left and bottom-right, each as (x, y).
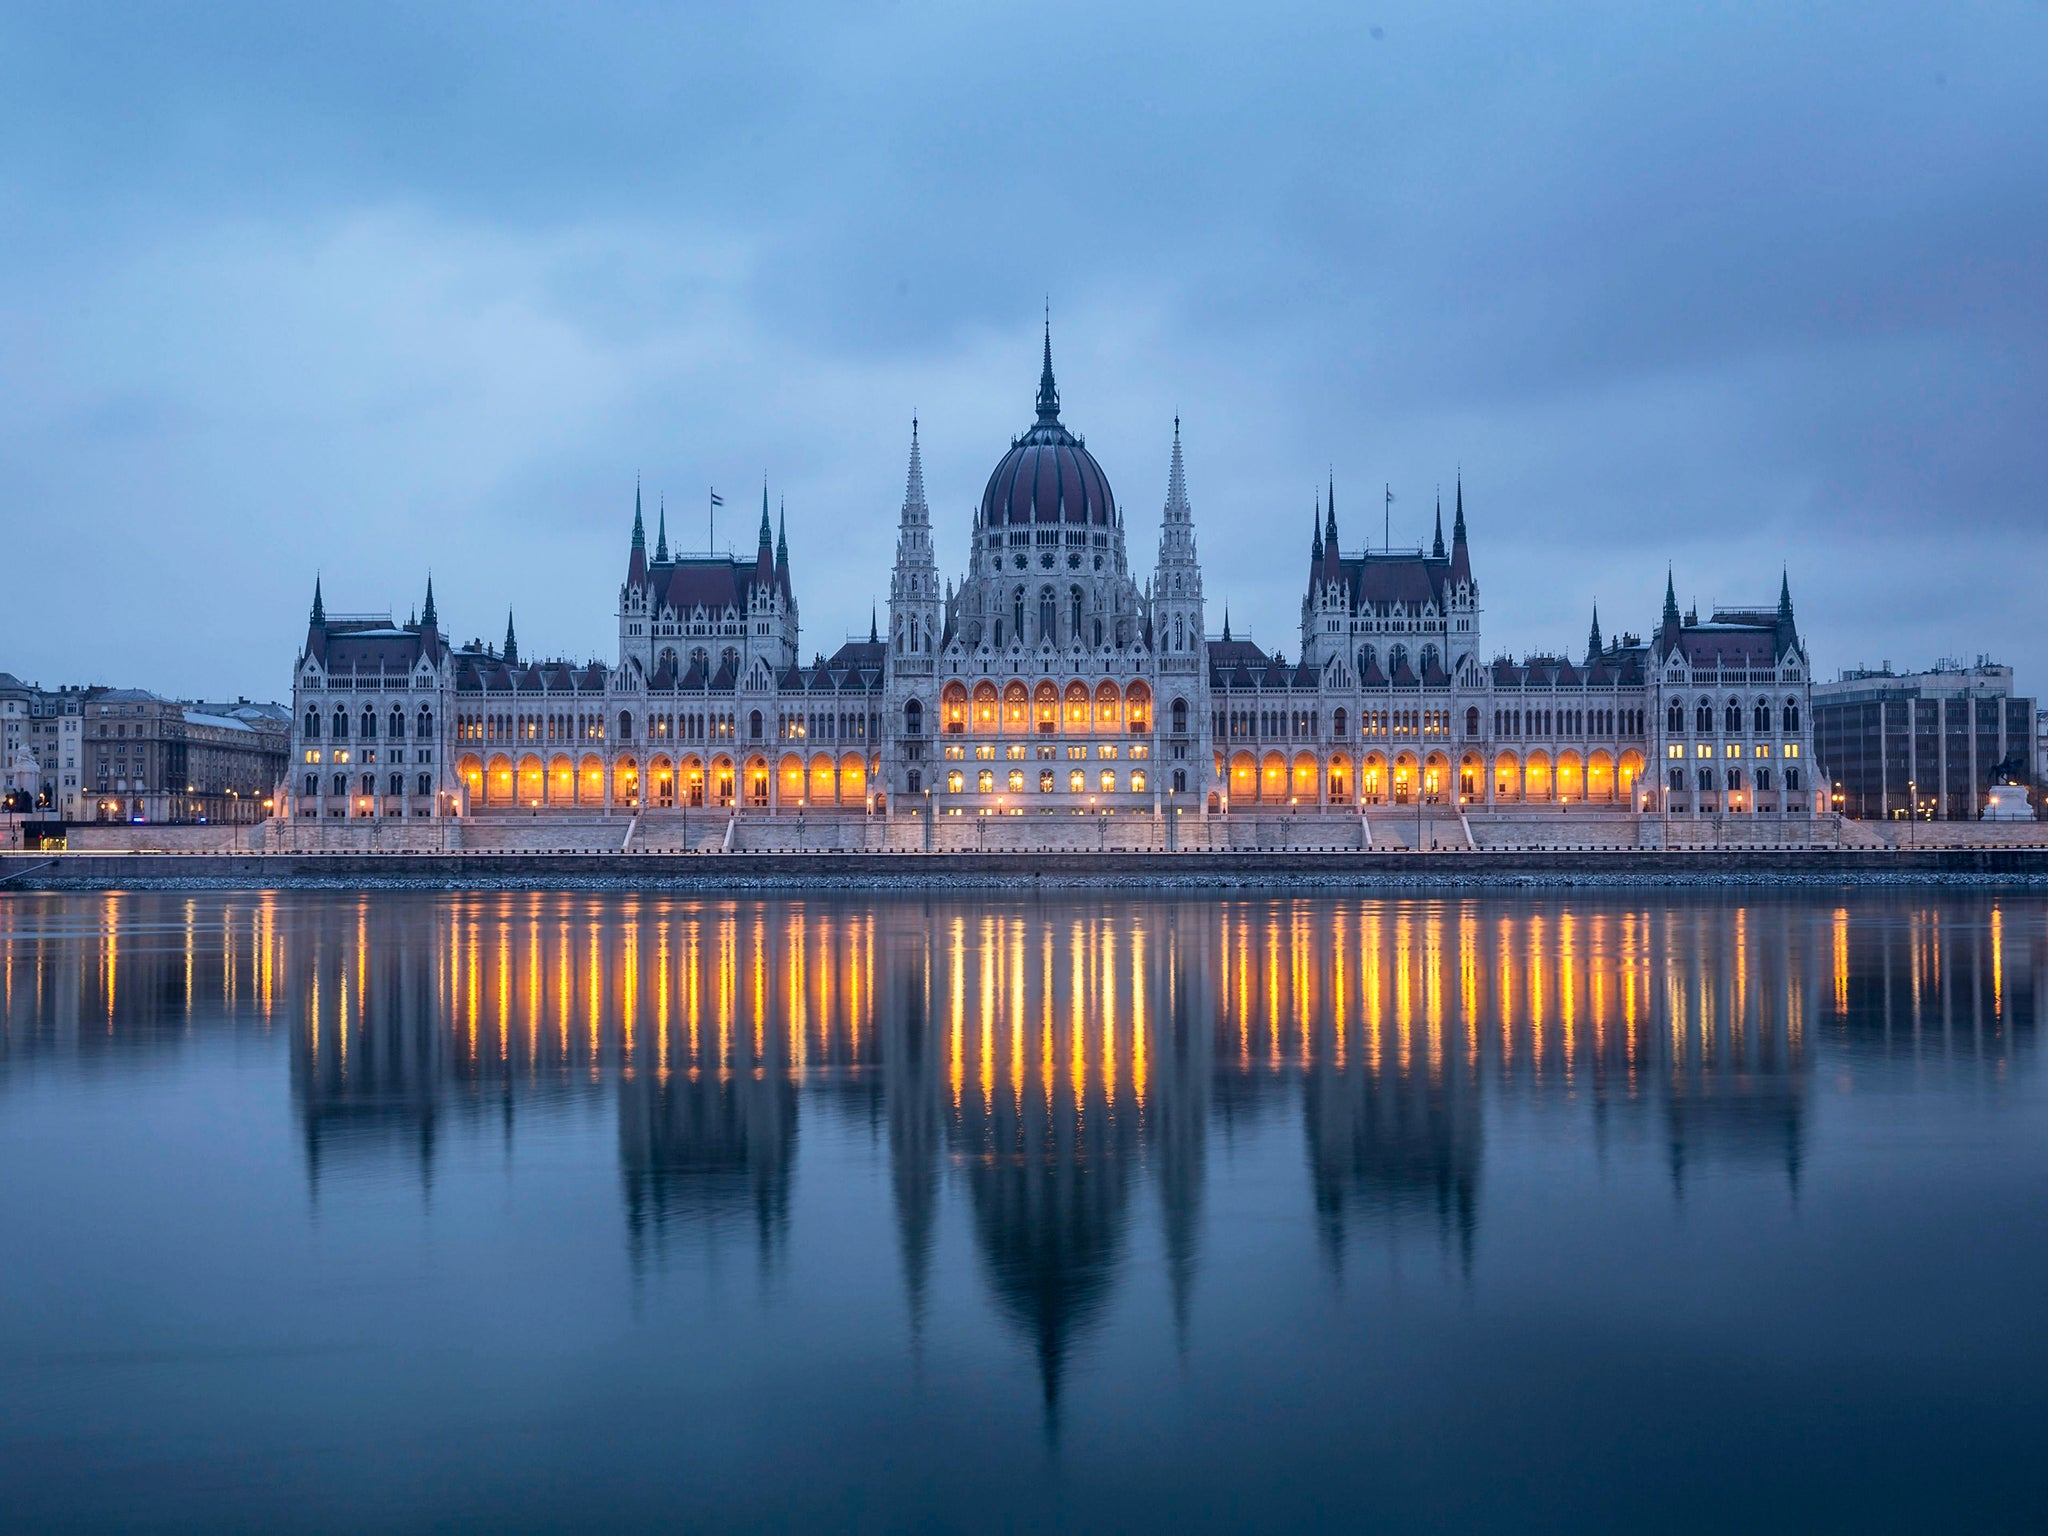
top-left (417, 707), bottom-right (433, 737)
top-left (904, 699), bottom-right (923, 736)
top-left (1420, 643), bottom-right (1440, 676)
top-left (359, 707), bottom-right (377, 739)
top-left (1726, 699), bottom-right (1742, 734)
top-left (303, 709), bottom-right (320, 739)
top-left (1069, 586), bottom-right (1084, 643)
top-left (1667, 701), bottom-right (1684, 734)
top-left (1696, 700), bottom-right (1713, 735)
top-left (1358, 644), bottom-right (1377, 676)
top-left (1171, 697), bottom-right (1188, 733)
top-left (1755, 699), bottom-right (1771, 733)
top-left (1013, 587), bottom-right (1025, 638)
top-left (1039, 587), bottom-right (1056, 643)
top-left (1783, 699), bottom-right (1800, 733)
top-left (388, 707), bottom-right (406, 738)
top-left (332, 708), bottom-right (349, 739)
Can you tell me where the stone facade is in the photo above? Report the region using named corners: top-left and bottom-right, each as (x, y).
top-left (283, 330), bottom-right (1821, 829)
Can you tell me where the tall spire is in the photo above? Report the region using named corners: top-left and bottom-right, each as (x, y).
top-left (1778, 568), bottom-right (1795, 625)
top-left (1221, 606), bottom-right (1232, 643)
top-left (1448, 472), bottom-right (1473, 587)
top-left (1035, 307), bottom-right (1061, 424)
top-left (904, 416), bottom-right (928, 522)
top-left (1586, 603), bottom-right (1603, 663)
top-left (421, 573), bottom-right (437, 630)
top-left (1325, 471), bottom-right (1338, 550)
top-left (628, 480), bottom-right (648, 583)
top-left (775, 498), bottom-right (790, 594)
top-left (1311, 493), bottom-right (1324, 565)
top-left (1662, 566), bottom-right (1681, 632)
top-left (758, 480), bottom-right (773, 548)
top-left (654, 496), bottom-right (669, 562)
top-left (309, 575), bottom-right (324, 626)
top-left (502, 609), bottom-right (519, 667)
top-left (1164, 416), bottom-right (1189, 522)
top-left (632, 479), bottom-right (645, 550)
top-left (1432, 490), bottom-right (1446, 560)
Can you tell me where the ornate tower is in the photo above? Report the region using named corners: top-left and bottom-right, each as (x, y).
top-left (885, 419), bottom-right (941, 794)
top-left (1150, 419), bottom-right (1214, 800)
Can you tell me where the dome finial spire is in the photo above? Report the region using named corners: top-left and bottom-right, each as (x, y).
top-left (1036, 302), bottom-right (1060, 423)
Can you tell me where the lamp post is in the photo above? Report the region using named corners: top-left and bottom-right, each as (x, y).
top-left (1907, 778), bottom-right (1917, 847)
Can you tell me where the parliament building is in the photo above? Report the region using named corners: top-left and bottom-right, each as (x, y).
top-left (284, 328), bottom-right (1820, 830)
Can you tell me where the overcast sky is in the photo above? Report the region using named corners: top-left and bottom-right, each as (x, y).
top-left (3, 3), bottom-right (2043, 700)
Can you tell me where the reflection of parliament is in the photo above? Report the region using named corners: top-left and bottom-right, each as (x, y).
top-left (286, 327), bottom-right (1820, 836)
top-left (17, 891), bottom-right (2028, 1407)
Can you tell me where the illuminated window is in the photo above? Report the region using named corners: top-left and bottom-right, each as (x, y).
top-left (977, 770), bottom-right (994, 793)
top-left (1066, 746), bottom-right (1086, 760)
top-left (1130, 744), bottom-right (1149, 759)
top-left (1667, 744), bottom-right (1684, 759)
top-left (1754, 743), bottom-right (1771, 758)
top-left (1131, 770), bottom-right (1147, 793)
top-left (1039, 770), bottom-right (1055, 793)
top-left (1068, 770), bottom-right (1085, 793)
top-left (1100, 770), bottom-right (1117, 793)
top-left (943, 745), bottom-right (965, 760)
top-left (1785, 743), bottom-right (1801, 758)
top-left (1006, 744), bottom-right (1026, 760)
top-left (1007, 770), bottom-right (1023, 793)
top-left (1725, 743), bottom-right (1741, 759)
top-left (975, 744), bottom-right (995, 760)
top-left (1099, 745), bottom-right (1119, 760)
top-left (1695, 744), bottom-right (1711, 758)
top-left (946, 771), bottom-right (964, 794)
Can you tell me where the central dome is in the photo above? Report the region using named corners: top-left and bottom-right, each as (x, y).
top-left (978, 327), bottom-right (1118, 528)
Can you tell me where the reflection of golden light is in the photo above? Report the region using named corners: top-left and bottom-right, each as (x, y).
top-left (1992, 904), bottom-right (2004, 1018)
top-left (1832, 906), bottom-right (1849, 1017)
top-left (979, 915), bottom-right (995, 1110)
top-left (1070, 921), bottom-right (1086, 1109)
top-left (1131, 926), bottom-right (1148, 1107)
top-left (948, 915), bottom-right (964, 1111)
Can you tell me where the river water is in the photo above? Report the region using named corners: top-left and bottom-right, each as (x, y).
top-left (1, 888), bottom-right (2043, 1532)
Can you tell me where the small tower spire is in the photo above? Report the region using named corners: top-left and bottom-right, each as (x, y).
top-left (1325, 471), bottom-right (1338, 550)
top-left (502, 609), bottom-right (519, 667)
top-left (421, 573), bottom-right (437, 630)
top-left (758, 480), bottom-right (773, 548)
top-left (310, 575), bottom-right (325, 626)
top-left (904, 416), bottom-right (928, 520)
top-left (1221, 606), bottom-right (1232, 643)
top-left (1432, 490), bottom-right (1446, 560)
top-left (869, 605), bottom-right (879, 645)
top-left (1311, 493), bottom-right (1324, 565)
top-left (632, 479), bottom-right (645, 550)
top-left (1035, 306), bottom-right (1061, 424)
top-left (1448, 472), bottom-right (1474, 587)
top-left (654, 496), bottom-right (669, 563)
top-left (775, 498), bottom-right (790, 595)
top-left (1586, 603), bottom-right (1603, 663)
top-left (1778, 568), bottom-right (1795, 625)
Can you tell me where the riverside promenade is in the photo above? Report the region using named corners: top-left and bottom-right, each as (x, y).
top-left (7, 845), bottom-right (2048, 891)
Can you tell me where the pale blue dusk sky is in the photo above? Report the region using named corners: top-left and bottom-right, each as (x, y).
top-left (2, 3), bottom-right (2043, 698)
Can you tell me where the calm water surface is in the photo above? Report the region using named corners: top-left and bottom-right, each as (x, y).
top-left (1, 888), bottom-right (2043, 1532)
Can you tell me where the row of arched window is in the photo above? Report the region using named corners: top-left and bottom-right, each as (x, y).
top-left (303, 704), bottom-right (433, 740)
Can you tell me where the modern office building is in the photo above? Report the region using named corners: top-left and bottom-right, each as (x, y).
top-left (1812, 660), bottom-right (2035, 820)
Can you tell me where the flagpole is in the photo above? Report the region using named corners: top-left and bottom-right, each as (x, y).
top-left (1384, 483), bottom-right (1392, 552)
top-left (709, 487), bottom-right (717, 553)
